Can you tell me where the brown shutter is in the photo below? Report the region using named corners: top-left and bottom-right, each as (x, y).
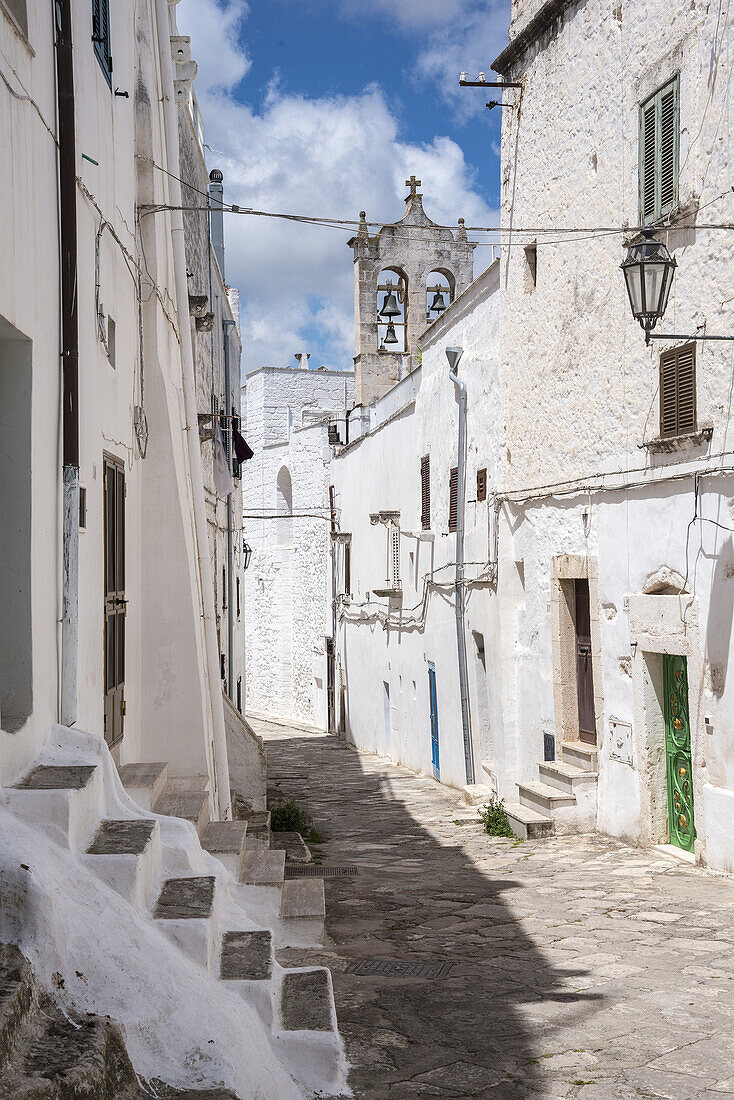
top-left (344, 542), bottom-right (351, 597)
top-left (476, 468), bottom-right (487, 502)
top-left (449, 467), bottom-right (458, 532)
top-left (420, 455), bottom-right (430, 530)
top-left (660, 343), bottom-right (696, 437)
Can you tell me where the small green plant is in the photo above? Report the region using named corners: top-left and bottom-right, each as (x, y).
top-left (477, 796), bottom-right (515, 838)
top-left (306, 828), bottom-right (324, 844)
top-left (269, 799), bottom-right (311, 834)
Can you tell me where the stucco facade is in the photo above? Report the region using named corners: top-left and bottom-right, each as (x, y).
top-left (242, 364), bottom-right (355, 730)
top-left (492, 0), bottom-right (734, 866)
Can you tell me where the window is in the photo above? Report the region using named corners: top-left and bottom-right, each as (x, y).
top-left (476, 468), bottom-right (487, 502)
top-left (106, 316), bottom-right (116, 368)
top-left (222, 566), bottom-right (226, 609)
top-left (448, 467), bottom-right (458, 532)
top-left (79, 486), bottom-right (87, 529)
top-left (92, 0), bottom-right (112, 86)
top-left (524, 241), bottom-right (537, 288)
top-left (4, 0), bottom-right (28, 38)
top-left (420, 455), bottom-right (430, 529)
top-left (660, 343), bottom-right (696, 437)
top-left (276, 466), bottom-right (293, 546)
top-left (236, 576), bottom-right (241, 619)
top-left (344, 542), bottom-right (351, 597)
top-left (390, 525), bottom-right (400, 588)
top-left (639, 76), bottom-right (679, 224)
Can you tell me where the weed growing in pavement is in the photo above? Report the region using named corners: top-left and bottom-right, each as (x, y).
top-left (270, 799), bottom-right (311, 834)
top-left (477, 797), bottom-right (515, 838)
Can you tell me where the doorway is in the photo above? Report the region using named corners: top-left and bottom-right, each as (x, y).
top-left (104, 454), bottom-right (126, 748)
top-left (427, 663), bottom-right (439, 780)
top-left (326, 637), bottom-right (336, 734)
top-left (574, 578), bottom-right (596, 744)
top-left (662, 654), bottom-right (695, 852)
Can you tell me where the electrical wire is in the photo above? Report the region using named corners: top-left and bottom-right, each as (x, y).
top-left (0, 55), bottom-right (58, 145)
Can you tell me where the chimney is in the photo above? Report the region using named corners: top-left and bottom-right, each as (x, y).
top-left (294, 353), bottom-right (311, 370)
top-left (208, 168), bottom-right (225, 279)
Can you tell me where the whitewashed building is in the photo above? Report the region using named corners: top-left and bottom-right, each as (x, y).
top-left (0, 1), bottom-right (344, 1093)
top-left (242, 361), bottom-right (355, 731)
top-left (489, 0), bottom-right (734, 868)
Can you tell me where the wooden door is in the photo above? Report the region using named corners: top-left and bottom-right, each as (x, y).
top-left (104, 455), bottom-right (126, 747)
top-left (326, 637), bottom-right (335, 734)
top-left (574, 579), bottom-right (596, 744)
top-left (663, 654), bottom-right (695, 852)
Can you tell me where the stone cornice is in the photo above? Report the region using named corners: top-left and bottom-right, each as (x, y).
top-left (492, 0), bottom-right (576, 74)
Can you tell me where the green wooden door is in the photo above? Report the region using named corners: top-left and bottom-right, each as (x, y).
top-left (663, 654), bottom-right (695, 852)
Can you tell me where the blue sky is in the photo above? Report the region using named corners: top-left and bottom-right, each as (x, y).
top-left (176, 0), bottom-right (510, 372)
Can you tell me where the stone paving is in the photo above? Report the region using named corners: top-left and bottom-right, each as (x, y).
top-left (252, 717), bottom-right (734, 1100)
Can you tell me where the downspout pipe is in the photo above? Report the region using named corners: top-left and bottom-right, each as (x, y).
top-left (223, 318), bottom-right (236, 701)
top-left (447, 347), bottom-right (475, 785)
top-left (56, 0), bottom-right (79, 727)
top-left (154, 0), bottom-right (230, 818)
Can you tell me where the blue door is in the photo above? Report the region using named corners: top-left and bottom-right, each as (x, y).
top-left (428, 663), bottom-right (440, 780)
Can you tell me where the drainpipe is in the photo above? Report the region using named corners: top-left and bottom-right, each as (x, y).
top-left (56, 0), bottom-right (79, 726)
top-left (223, 318), bottom-right (236, 701)
top-left (154, 0), bottom-right (230, 818)
top-left (447, 347), bottom-right (475, 785)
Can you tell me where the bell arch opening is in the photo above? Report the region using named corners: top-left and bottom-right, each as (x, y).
top-left (377, 266), bottom-right (407, 353)
top-left (426, 269), bottom-right (454, 323)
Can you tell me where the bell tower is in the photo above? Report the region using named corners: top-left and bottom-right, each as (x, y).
top-left (348, 178), bottom-right (476, 405)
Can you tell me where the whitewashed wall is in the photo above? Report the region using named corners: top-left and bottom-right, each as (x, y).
top-left (242, 366), bottom-right (355, 730)
top-left (333, 262), bottom-right (502, 789)
top-left (494, 0), bottom-right (734, 867)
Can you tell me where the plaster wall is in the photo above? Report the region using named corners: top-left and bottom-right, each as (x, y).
top-left (242, 366), bottom-right (355, 730)
top-left (493, 0), bottom-right (734, 868)
top-left (333, 263), bottom-right (504, 790)
top-left (0, 0), bottom-right (230, 807)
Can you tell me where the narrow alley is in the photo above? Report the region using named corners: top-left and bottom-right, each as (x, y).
top-left (256, 717), bottom-right (734, 1100)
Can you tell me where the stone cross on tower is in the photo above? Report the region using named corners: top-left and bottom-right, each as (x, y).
top-left (405, 175), bottom-right (422, 199)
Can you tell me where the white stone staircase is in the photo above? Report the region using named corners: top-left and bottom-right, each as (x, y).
top-left (2, 735), bottom-right (345, 1097)
top-left (505, 741), bottom-right (598, 840)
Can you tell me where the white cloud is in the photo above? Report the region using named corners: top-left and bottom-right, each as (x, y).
top-left (178, 0), bottom-right (251, 94)
top-left (176, 0), bottom-right (497, 372)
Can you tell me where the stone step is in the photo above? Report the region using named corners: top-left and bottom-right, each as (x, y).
top-left (153, 876), bottom-right (218, 971)
top-left (118, 761), bottom-right (168, 812)
top-left (240, 849), bottom-right (286, 887)
top-left (201, 821), bottom-right (248, 879)
top-left (561, 740), bottom-right (599, 772)
top-left (84, 818), bottom-right (160, 910)
top-left (538, 759), bottom-right (598, 795)
top-left (220, 930), bottom-right (273, 982)
top-left (278, 968), bottom-right (335, 1032)
top-left (5, 764), bottom-right (102, 851)
top-left (280, 878), bottom-right (325, 922)
top-left (504, 801), bottom-right (554, 841)
top-left (271, 830), bottom-right (311, 863)
top-left (518, 780), bottom-right (576, 816)
top-left (462, 783), bottom-right (495, 806)
top-left (243, 810), bottom-right (271, 851)
top-left (0, 990), bottom-right (139, 1098)
top-left (154, 788), bottom-right (210, 837)
top-left (0, 945), bottom-right (35, 1070)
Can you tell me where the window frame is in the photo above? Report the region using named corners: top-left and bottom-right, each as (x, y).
top-left (92, 0), bottom-right (113, 88)
top-left (638, 75), bottom-right (680, 225)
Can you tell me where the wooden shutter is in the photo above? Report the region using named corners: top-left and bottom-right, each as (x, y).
top-left (639, 77), bottom-right (679, 224)
top-left (448, 467), bottom-right (458, 532)
top-left (344, 542), bottom-right (351, 597)
top-left (476, 468), bottom-right (487, 502)
top-left (390, 527), bottom-right (400, 588)
top-left (660, 343), bottom-right (696, 437)
top-left (420, 455), bottom-right (430, 530)
top-left (93, 0), bottom-right (113, 85)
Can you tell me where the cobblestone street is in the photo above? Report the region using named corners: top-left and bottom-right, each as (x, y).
top-left (252, 717), bottom-right (734, 1100)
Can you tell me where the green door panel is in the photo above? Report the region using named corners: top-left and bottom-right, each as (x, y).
top-left (663, 654), bottom-right (695, 852)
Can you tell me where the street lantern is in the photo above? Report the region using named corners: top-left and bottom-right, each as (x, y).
top-left (242, 540), bottom-right (252, 570)
top-left (621, 228), bottom-right (676, 338)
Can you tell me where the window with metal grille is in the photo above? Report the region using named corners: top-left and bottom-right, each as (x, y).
top-left (92, 0), bottom-right (113, 87)
top-left (344, 542), bottom-right (351, 596)
top-left (420, 455), bottom-right (430, 529)
top-left (639, 76), bottom-right (679, 225)
top-left (476, 468), bottom-right (487, 502)
top-left (660, 343), bottom-right (696, 437)
top-left (448, 467), bottom-right (458, 532)
top-left (390, 526), bottom-right (400, 588)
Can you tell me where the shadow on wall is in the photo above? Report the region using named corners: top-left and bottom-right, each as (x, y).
top-left (704, 535), bottom-right (734, 697)
top-left (264, 728), bottom-right (604, 1096)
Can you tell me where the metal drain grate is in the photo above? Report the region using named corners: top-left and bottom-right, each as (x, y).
top-left (346, 958), bottom-right (454, 980)
top-left (284, 865), bottom-right (359, 878)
